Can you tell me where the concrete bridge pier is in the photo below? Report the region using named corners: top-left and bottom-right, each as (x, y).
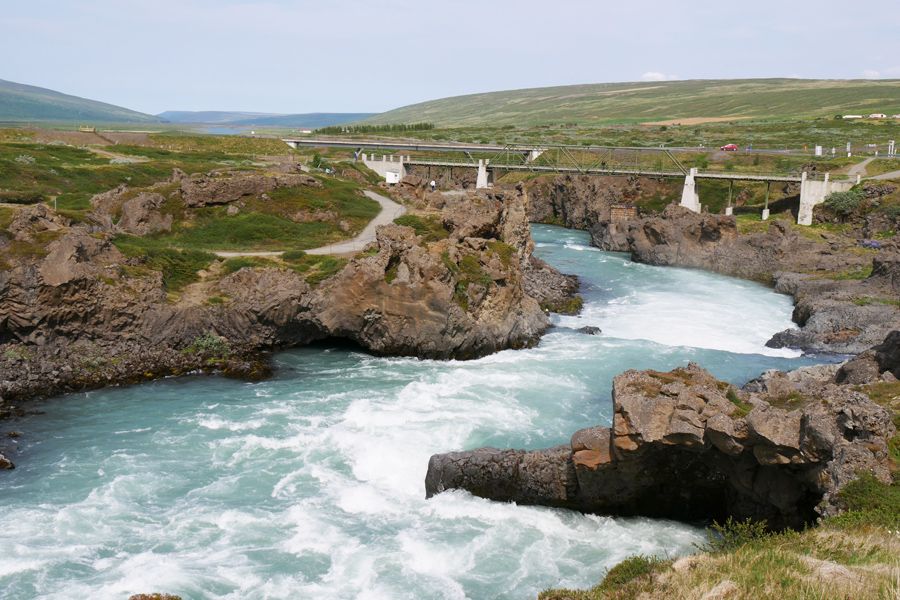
top-left (680, 168), bottom-right (701, 213)
top-left (476, 159), bottom-right (493, 189)
top-left (361, 153), bottom-right (409, 184)
top-left (797, 172), bottom-right (857, 226)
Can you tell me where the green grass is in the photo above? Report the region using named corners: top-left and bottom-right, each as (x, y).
top-left (170, 211), bottom-right (333, 251)
top-left (852, 297), bottom-right (900, 307)
top-left (829, 472), bottom-right (900, 529)
top-left (111, 234), bottom-right (217, 292)
top-left (353, 78), bottom-right (900, 127)
top-left (0, 140), bottom-right (235, 211)
top-left (393, 213), bottom-right (450, 242)
top-left (222, 252), bottom-right (347, 285)
top-left (115, 177), bottom-right (380, 253)
top-left (823, 265), bottom-right (874, 280)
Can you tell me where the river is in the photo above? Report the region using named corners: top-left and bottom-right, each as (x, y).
top-left (0, 225), bottom-right (826, 600)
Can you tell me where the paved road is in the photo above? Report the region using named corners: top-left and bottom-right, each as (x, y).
top-left (215, 190), bottom-right (406, 258)
top-left (868, 169), bottom-right (900, 181)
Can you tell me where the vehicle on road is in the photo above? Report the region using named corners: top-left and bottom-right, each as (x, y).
top-left (720, 143), bottom-right (739, 151)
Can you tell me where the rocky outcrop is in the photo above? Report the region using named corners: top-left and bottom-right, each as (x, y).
top-left (425, 361), bottom-right (897, 529)
top-left (525, 174), bottom-right (680, 229)
top-left (179, 172), bottom-right (321, 207)
top-left (590, 207), bottom-right (900, 354)
top-left (1, 185), bottom-right (561, 400)
top-left (834, 330), bottom-right (900, 384)
top-left (117, 193), bottom-right (172, 236)
top-left (871, 252), bottom-right (900, 293)
top-left (311, 186), bottom-right (549, 359)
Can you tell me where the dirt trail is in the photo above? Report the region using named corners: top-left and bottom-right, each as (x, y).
top-left (84, 147), bottom-right (150, 163)
top-left (847, 158), bottom-right (874, 178)
top-left (214, 190), bottom-right (406, 258)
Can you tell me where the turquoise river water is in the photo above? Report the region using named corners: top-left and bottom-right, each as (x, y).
top-left (0, 225), bottom-right (827, 600)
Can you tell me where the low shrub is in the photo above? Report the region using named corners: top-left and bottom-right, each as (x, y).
top-left (824, 188), bottom-right (864, 216)
top-left (694, 517), bottom-right (770, 553)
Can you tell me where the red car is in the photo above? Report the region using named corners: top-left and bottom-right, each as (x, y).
top-left (720, 144), bottom-right (739, 151)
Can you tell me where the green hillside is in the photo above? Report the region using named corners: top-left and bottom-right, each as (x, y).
top-left (356, 79), bottom-right (900, 127)
top-left (0, 78), bottom-right (166, 123)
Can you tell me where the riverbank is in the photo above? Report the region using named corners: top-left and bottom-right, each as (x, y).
top-left (0, 182), bottom-right (579, 424)
top-left (0, 224), bottom-right (825, 600)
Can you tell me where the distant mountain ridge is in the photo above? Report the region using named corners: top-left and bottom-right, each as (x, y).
top-left (159, 111), bottom-right (377, 128)
top-left (354, 78), bottom-right (900, 127)
top-left (0, 78), bottom-right (166, 123)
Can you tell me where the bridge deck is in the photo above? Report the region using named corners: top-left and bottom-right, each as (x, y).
top-left (286, 137), bottom-right (832, 183)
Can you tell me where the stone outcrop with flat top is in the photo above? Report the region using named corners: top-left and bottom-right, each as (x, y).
top-left (425, 360), bottom-right (897, 529)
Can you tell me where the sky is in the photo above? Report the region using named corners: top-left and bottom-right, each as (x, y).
top-left (2, 0), bottom-right (899, 116)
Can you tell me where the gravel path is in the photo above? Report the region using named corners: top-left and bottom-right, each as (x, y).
top-left (214, 190), bottom-right (406, 258)
top-left (868, 169), bottom-right (900, 181)
top-left (847, 158), bottom-right (875, 178)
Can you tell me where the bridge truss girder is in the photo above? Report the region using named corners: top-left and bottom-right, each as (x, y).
top-left (484, 145), bottom-right (689, 177)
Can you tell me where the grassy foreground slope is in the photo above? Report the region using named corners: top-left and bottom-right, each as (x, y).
top-left (356, 79), bottom-right (900, 127)
top-left (0, 78), bottom-right (165, 124)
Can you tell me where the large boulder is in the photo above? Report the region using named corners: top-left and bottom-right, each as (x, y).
top-left (179, 172), bottom-right (321, 207)
top-left (117, 193), bottom-right (172, 236)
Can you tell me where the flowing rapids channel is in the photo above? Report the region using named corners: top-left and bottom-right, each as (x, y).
top-left (0, 225), bottom-right (826, 600)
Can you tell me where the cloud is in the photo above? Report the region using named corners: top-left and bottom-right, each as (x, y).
top-left (862, 69), bottom-right (881, 78)
top-left (641, 72), bottom-right (679, 82)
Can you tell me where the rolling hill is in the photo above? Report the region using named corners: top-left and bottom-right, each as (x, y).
top-left (159, 110), bottom-right (377, 128)
top-left (0, 78), bottom-right (166, 123)
top-left (354, 78), bottom-right (900, 127)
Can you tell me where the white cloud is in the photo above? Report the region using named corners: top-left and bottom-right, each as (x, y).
top-left (641, 72), bottom-right (679, 82)
top-left (884, 66), bottom-right (900, 75)
top-left (862, 69), bottom-right (881, 78)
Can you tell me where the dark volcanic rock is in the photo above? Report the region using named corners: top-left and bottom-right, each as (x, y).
top-left (425, 362), bottom-right (896, 528)
top-left (871, 252), bottom-right (900, 293)
top-left (576, 326), bottom-right (601, 335)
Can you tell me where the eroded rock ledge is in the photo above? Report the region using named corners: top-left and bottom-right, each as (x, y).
top-left (425, 347), bottom-right (899, 529)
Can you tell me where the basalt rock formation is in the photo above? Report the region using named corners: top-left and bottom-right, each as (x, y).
top-left (591, 205), bottom-right (900, 354)
top-left (425, 359), bottom-right (898, 529)
top-left (525, 174), bottom-right (681, 229)
top-left (179, 171), bottom-right (321, 207)
top-left (1, 182), bottom-right (563, 402)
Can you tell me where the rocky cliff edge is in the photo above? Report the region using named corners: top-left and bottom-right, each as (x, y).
top-left (425, 341), bottom-right (900, 529)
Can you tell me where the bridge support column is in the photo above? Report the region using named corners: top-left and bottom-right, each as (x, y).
top-left (360, 153), bottom-right (409, 183)
top-left (680, 168), bottom-right (701, 213)
top-left (797, 172), bottom-right (854, 226)
top-left (476, 159), bottom-right (491, 189)
top-left (725, 180), bottom-right (734, 216)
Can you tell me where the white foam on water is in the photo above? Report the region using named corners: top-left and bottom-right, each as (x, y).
top-left (0, 224), bottom-right (821, 600)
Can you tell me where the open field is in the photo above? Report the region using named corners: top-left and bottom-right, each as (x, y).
top-left (355, 78), bottom-right (900, 128)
